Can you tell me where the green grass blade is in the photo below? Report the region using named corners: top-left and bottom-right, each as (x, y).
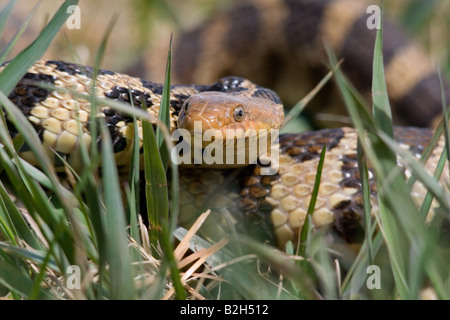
top-left (100, 120), bottom-right (135, 299)
top-left (156, 34), bottom-right (173, 168)
top-left (0, 258), bottom-right (53, 299)
top-left (0, 243), bottom-right (59, 271)
top-left (142, 106), bottom-right (186, 299)
top-left (437, 65), bottom-right (450, 174)
top-left (0, 93), bottom-right (78, 223)
top-left (0, 0), bottom-right (78, 95)
top-left (370, 7), bottom-right (412, 298)
top-left (168, 147), bottom-right (179, 236)
top-left (297, 144), bottom-right (326, 257)
top-left (418, 147), bottom-right (447, 219)
top-left (126, 113), bottom-right (142, 241)
top-left (378, 130), bottom-right (450, 211)
top-left (327, 7), bottom-right (448, 297)
top-left (371, 3), bottom-right (393, 138)
top-left (357, 141), bottom-right (375, 265)
top-left (28, 217), bottom-right (68, 300)
top-left (0, 181), bottom-right (41, 248)
top-left (141, 35), bottom-right (185, 299)
top-left (142, 108), bottom-right (168, 242)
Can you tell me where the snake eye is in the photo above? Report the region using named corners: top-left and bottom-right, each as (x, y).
top-left (234, 105), bottom-right (245, 122)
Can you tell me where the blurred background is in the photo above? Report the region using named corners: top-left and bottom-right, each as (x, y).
top-left (1, 0), bottom-right (238, 74)
top-left (2, 0), bottom-right (450, 132)
top-left (2, 0), bottom-right (449, 79)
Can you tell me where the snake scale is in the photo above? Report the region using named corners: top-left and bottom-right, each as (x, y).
top-left (2, 0), bottom-right (450, 249)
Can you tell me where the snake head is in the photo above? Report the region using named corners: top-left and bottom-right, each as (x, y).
top-left (176, 89), bottom-right (284, 167)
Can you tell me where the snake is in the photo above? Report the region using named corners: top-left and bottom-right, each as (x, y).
top-left (2, 59), bottom-right (283, 171)
top-left (2, 0), bottom-right (450, 249)
top-left (1, 58), bottom-right (448, 249)
top-left (141, 0), bottom-right (449, 129)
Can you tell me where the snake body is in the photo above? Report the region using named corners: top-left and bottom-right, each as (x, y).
top-left (164, 0), bottom-right (450, 247)
top-left (1, 58), bottom-right (447, 249)
top-left (179, 127), bottom-right (447, 247)
top-left (2, 0), bottom-right (450, 248)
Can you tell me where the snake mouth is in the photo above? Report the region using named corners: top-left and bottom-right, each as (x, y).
top-left (175, 91), bottom-right (283, 168)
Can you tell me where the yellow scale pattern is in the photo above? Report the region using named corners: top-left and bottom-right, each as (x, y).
top-left (268, 128), bottom-right (447, 246)
top-left (3, 60), bottom-right (186, 170)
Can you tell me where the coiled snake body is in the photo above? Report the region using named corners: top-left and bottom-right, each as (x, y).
top-left (1, 58), bottom-right (447, 248)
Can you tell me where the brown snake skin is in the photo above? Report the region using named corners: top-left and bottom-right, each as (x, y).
top-left (2, 0), bottom-right (450, 249)
top-left (179, 127), bottom-right (447, 247)
top-left (166, 0), bottom-right (450, 247)
top-left (3, 58), bottom-right (447, 249)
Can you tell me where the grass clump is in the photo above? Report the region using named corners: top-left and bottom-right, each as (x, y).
top-left (0, 0), bottom-right (449, 301)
